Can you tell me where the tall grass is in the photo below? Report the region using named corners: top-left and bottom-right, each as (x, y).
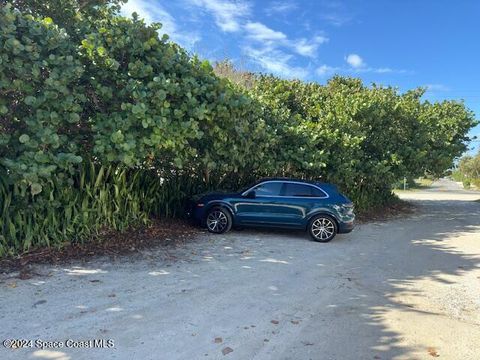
top-left (0, 160), bottom-right (211, 257)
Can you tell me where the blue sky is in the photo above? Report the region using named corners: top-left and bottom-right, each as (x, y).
top-left (121, 0), bottom-right (480, 154)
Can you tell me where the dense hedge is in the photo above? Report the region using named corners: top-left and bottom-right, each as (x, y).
top-left (246, 75), bottom-right (477, 206)
top-left (0, 1), bottom-right (477, 256)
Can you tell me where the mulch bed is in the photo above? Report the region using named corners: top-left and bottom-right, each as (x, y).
top-left (0, 219), bottom-right (202, 275)
top-left (356, 199), bottom-right (416, 223)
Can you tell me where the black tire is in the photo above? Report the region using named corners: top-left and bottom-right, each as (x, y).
top-left (205, 207), bottom-right (232, 234)
top-left (308, 214), bottom-right (337, 242)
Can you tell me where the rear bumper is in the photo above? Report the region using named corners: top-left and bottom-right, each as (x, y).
top-left (191, 206), bottom-right (207, 225)
top-left (185, 201), bottom-right (205, 224)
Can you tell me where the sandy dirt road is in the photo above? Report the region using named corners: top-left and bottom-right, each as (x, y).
top-left (1, 179), bottom-right (479, 360)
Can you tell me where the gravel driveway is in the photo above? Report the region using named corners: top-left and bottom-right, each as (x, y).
top-left (1, 179), bottom-right (479, 360)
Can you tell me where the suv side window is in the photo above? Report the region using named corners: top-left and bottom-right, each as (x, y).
top-left (284, 183), bottom-right (325, 197)
top-left (253, 182), bottom-right (283, 196)
top-left (310, 186), bottom-right (327, 197)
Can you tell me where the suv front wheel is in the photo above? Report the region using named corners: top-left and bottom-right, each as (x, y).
top-left (308, 215), bottom-right (337, 242)
top-left (206, 207), bottom-right (232, 234)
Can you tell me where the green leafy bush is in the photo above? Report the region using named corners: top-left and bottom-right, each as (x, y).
top-left (0, 4), bottom-right (85, 194)
top-left (0, 2), bottom-right (477, 256)
top-left (455, 152), bottom-right (480, 189)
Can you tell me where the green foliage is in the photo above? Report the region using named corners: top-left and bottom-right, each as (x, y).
top-left (0, 1), bottom-right (477, 256)
top-left (246, 75), bottom-right (476, 208)
top-left (419, 100), bottom-right (477, 177)
top-left (9, 0), bottom-right (126, 36)
top-left (0, 3), bottom-right (86, 194)
top-left (454, 152), bottom-right (480, 189)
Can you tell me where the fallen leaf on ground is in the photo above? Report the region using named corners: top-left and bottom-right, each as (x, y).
top-left (222, 347), bottom-right (233, 355)
top-left (427, 347), bottom-right (440, 357)
top-left (271, 320), bottom-right (279, 324)
top-left (32, 300), bottom-right (47, 308)
top-left (0, 219), bottom-right (199, 273)
top-left (19, 270), bottom-right (32, 280)
top-left (214, 337), bottom-right (223, 344)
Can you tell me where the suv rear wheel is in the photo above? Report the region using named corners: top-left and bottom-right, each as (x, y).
top-left (206, 207), bottom-right (232, 234)
top-left (308, 215), bottom-right (337, 242)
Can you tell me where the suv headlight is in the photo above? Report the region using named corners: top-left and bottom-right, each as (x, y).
top-left (333, 204), bottom-right (354, 215)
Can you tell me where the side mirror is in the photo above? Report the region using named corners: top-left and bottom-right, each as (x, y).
top-left (245, 190), bottom-right (256, 199)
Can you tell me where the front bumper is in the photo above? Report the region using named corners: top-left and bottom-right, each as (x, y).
top-left (338, 220), bottom-right (354, 233)
top-left (335, 208), bottom-right (355, 234)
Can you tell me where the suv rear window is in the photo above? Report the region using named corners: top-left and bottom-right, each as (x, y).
top-left (284, 183), bottom-right (326, 197)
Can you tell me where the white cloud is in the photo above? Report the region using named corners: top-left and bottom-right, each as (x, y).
top-left (265, 0), bottom-right (298, 16)
top-left (355, 67), bottom-right (408, 74)
top-left (345, 53), bottom-right (364, 68)
top-left (423, 84), bottom-right (450, 99)
top-left (184, 0), bottom-right (327, 79)
top-left (321, 13), bottom-right (353, 27)
top-left (316, 64), bottom-right (339, 76)
top-left (189, 0), bottom-right (251, 32)
top-left (316, 59), bottom-right (407, 77)
top-left (242, 21), bottom-right (328, 77)
top-left (244, 22), bottom-right (287, 42)
top-left (316, 65), bottom-right (329, 76)
top-left (121, 0), bottom-right (168, 27)
top-left (375, 67), bottom-right (393, 73)
top-left (242, 18), bottom-right (328, 79)
top-left (316, 65), bottom-right (330, 76)
top-left (293, 36), bottom-right (329, 57)
top-left (425, 84), bottom-right (450, 92)
top-left (244, 21), bottom-right (327, 59)
top-left (319, 1), bottom-right (353, 26)
top-left (186, 1), bottom-right (325, 78)
top-left (121, 0), bottom-right (200, 49)
top-left (242, 45), bottom-right (308, 79)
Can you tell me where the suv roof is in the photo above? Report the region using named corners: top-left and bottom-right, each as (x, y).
top-left (251, 178), bottom-right (339, 194)
top-left (255, 177), bottom-right (324, 186)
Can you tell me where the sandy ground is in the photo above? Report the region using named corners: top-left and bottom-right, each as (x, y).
top-left (0, 179), bottom-right (479, 360)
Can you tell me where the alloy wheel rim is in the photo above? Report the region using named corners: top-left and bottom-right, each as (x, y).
top-left (312, 218), bottom-right (335, 240)
top-left (207, 210), bottom-right (228, 232)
